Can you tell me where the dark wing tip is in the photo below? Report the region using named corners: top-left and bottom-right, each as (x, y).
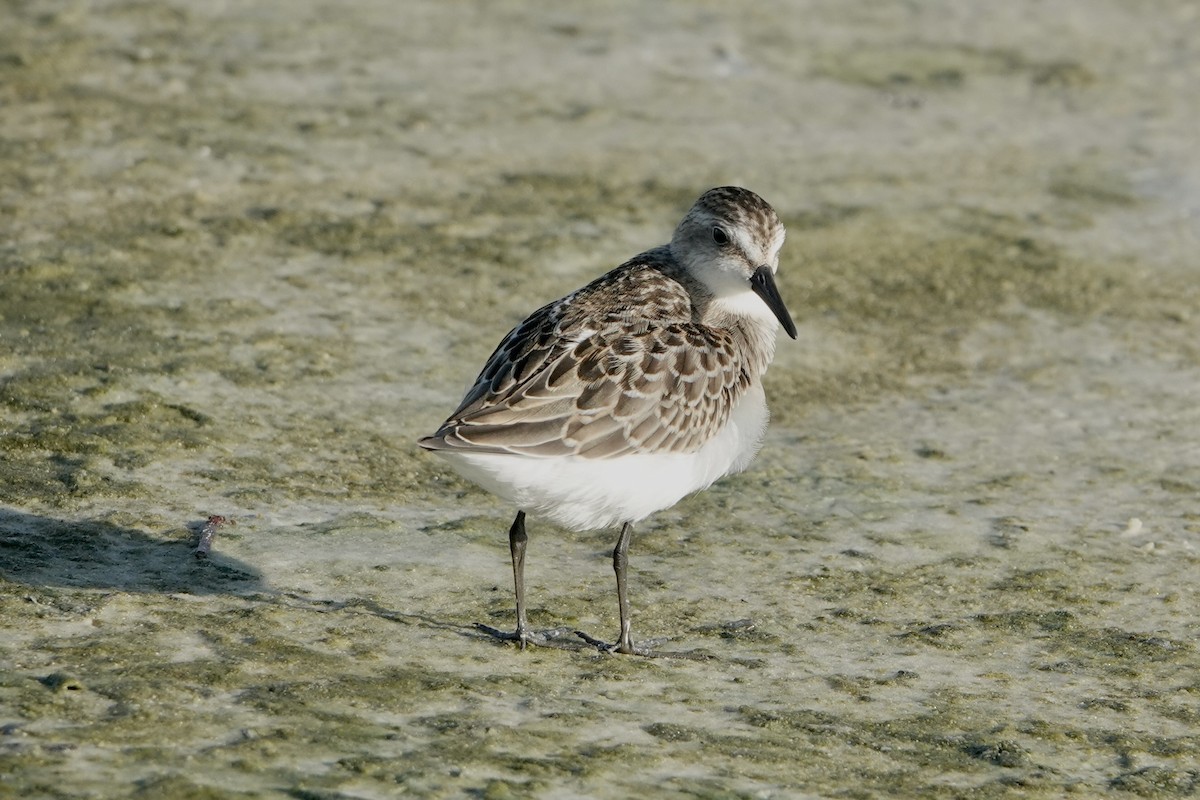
top-left (417, 434), bottom-right (446, 451)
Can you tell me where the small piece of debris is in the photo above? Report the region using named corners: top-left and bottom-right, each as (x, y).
top-left (194, 515), bottom-right (234, 559)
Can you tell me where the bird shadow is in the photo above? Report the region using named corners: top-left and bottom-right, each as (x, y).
top-left (0, 507), bottom-right (264, 595)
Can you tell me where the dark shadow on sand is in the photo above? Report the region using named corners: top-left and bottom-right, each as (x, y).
top-left (0, 507), bottom-right (264, 594)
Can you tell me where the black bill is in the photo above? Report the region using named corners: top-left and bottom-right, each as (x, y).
top-left (749, 265), bottom-right (798, 340)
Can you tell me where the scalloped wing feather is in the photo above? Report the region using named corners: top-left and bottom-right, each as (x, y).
top-left (420, 256), bottom-right (753, 460)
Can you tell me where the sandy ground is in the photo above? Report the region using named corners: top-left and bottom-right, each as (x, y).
top-left (2, 1), bottom-right (1199, 797)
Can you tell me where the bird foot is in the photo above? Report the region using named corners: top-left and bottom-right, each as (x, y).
top-left (474, 623), bottom-right (581, 651)
top-left (573, 629), bottom-right (643, 655)
top-left (574, 630), bottom-right (714, 660)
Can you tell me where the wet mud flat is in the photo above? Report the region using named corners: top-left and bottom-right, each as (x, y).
top-left (2, 1), bottom-right (1199, 798)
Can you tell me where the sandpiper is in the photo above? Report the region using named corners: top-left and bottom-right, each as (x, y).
top-left (419, 186), bottom-right (796, 655)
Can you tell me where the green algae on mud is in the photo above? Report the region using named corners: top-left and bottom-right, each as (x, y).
top-left (4, 178), bottom-right (1199, 797)
top-left (3, 0), bottom-right (1200, 797)
top-left (769, 204), bottom-right (1160, 418)
top-left (1, 170), bottom-right (1187, 513)
top-left (810, 40), bottom-right (1097, 92)
top-left (4, 551), bottom-right (1197, 798)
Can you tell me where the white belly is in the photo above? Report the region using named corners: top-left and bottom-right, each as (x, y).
top-left (432, 384), bottom-right (770, 531)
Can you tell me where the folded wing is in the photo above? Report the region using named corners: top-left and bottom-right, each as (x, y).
top-left (419, 261), bottom-right (752, 459)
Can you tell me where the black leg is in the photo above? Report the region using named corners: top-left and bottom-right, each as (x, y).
top-left (476, 511), bottom-right (578, 651)
top-left (573, 521), bottom-right (711, 659)
top-left (612, 521), bottom-right (634, 654)
top-left (509, 510), bottom-right (529, 648)
top-left (574, 521), bottom-right (639, 654)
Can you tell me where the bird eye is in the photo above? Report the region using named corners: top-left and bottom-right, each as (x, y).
top-left (711, 226), bottom-right (730, 245)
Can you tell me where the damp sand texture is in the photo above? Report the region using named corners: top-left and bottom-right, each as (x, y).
top-left (2, 2), bottom-right (1199, 799)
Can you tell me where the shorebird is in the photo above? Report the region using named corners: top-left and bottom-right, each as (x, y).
top-left (419, 186), bottom-right (796, 655)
